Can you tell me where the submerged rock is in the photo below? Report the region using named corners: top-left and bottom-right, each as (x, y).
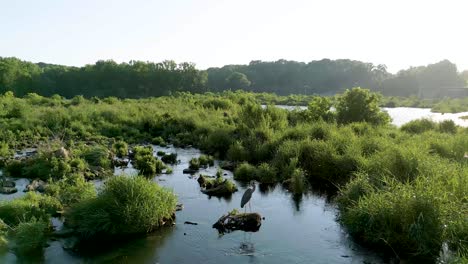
top-left (24, 179), bottom-right (48, 193)
top-left (213, 211), bottom-right (262, 234)
top-left (183, 168), bottom-right (198, 174)
top-left (0, 187), bottom-right (17, 194)
top-left (176, 203), bottom-right (184, 211)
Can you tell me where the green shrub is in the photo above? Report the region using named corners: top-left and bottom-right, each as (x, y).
top-left (189, 158), bottom-right (200, 170)
top-left (67, 176), bottom-right (177, 238)
top-left (69, 158), bottom-right (87, 172)
top-left (401, 119), bottom-right (436, 134)
top-left (156, 151), bottom-right (166, 156)
top-left (46, 174), bottom-right (96, 207)
top-left (289, 168), bottom-right (306, 195)
top-left (226, 141), bottom-right (249, 162)
top-left (112, 141), bottom-right (128, 157)
top-left (0, 193), bottom-right (62, 226)
top-left (14, 218), bottom-right (49, 254)
top-left (340, 184), bottom-right (443, 259)
top-left (198, 155), bottom-right (214, 167)
top-left (234, 162), bottom-right (257, 181)
top-left (336, 172), bottom-right (374, 211)
top-left (256, 163), bottom-right (276, 184)
top-left (438, 120), bottom-right (457, 134)
top-left (81, 146), bottom-right (112, 169)
top-left (336, 88), bottom-right (390, 125)
top-left (151, 136), bottom-right (166, 146)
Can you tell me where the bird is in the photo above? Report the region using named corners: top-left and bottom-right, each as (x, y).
top-left (240, 181), bottom-right (256, 213)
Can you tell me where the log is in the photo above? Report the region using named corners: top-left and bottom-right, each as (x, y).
top-left (212, 212), bottom-right (262, 234)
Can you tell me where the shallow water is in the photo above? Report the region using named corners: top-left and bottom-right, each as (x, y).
top-left (270, 105), bottom-right (468, 127)
top-left (0, 145), bottom-right (384, 263)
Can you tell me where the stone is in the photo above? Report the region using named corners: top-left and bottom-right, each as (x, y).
top-left (213, 212), bottom-right (262, 234)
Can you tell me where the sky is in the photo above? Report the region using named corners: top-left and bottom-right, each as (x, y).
top-left (1, 0), bottom-right (468, 73)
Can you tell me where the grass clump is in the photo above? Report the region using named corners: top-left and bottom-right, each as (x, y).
top-left (156, 151), bottom-right (166, 156)
top-left (151, 136), bottom-right (166, 146)
top-left (198, 155), bottom-right (214, 167)
top-left (133, 146), bottom-right (164, 176)
top-left (0, 193), bottom-right (62, 226)
top-left (401, 119), bottom-right (436, 134)
top-left (112, 141), bottom-right (128, 157)
top-left (234, 162), bottom-right (257, 181)
top-left (67, 176), bottom-right (177, 238)
top-left (45, 173), bottom-right (96, 207)
top-left (14, 218), bottom-right (49, 254)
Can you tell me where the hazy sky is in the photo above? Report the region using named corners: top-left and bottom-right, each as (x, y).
top-left (1, 0), bottom-right (467, 72)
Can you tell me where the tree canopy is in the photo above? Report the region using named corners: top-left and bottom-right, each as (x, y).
top-left (0, 57), bottom-right (465, 98)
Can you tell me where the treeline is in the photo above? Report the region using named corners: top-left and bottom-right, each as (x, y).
top-left (0, 57), bottom-right (466, 98)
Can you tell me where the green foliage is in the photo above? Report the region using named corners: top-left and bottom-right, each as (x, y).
top-left (67, 176), bottom-right (177, 238)
top-left (112, 141), bottom-right (128, 157)
top-left (133, 147), bottom-right (164, 176)
top-left (336, 88), bottom-right (390, 125)
top-left (14, 218), bottom-right (49, 254)
top-left (256, 163), bottom-right (277, 184)
top-left (45, 173), bottom-right (96, 207)
top-left (81, 146), bottom-right (112, 169)
top-left (189, 158), bottom-right (200, 170)
top-left (401, 119), bottom-right (436, 134)
top-left (234, 162), bottom-right (257, 181)
top-left (156, 151), bottom-right (166, 156)
top-left (151, 136), bottom-right (166, 146)
top-left (306, 96), bottom-right (335, 121)
top-left (198, 155), bottom-right (214, 167)
top-left (0, 193), bottom-right (62, 226)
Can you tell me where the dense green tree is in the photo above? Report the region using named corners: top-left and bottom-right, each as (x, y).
top-left (336, 87), bottom-right (390, 125)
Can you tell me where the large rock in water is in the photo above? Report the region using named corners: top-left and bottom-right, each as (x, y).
top-left (0, 187), bottom-right (17, 194)
top-left (24, 179), bottom-right (48, 193)
top-left (213, 212), bottom-right (262, 234)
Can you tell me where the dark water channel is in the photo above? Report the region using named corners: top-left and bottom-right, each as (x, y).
top-left (0, 145), bottom-right (384, 263)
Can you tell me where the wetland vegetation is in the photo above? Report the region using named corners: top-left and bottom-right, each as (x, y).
top-left (0, 87), bottom-right (466, 263)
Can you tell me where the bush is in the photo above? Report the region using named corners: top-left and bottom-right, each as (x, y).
top-left (256, 163), bottom-right (276, 184)
top-left (336, 88), bottom-right (390, 125)
top-left (67, 176), bottom-right (177, 238)
top-left (14, 218), bottom-right (49, 253)
top-left (151, 136), bottom-right (166, 146)
top-left (438, 120), bottom-right (457, 134)
top-left (234, 162), bottom-right (257, 181)
top-left (112, 141), bottom-right (128, 157)
top-left (198, 155), bottom-right (214, 167)
top-left (81, 146), bottom-right (112, 169)
top-left (133, 146), bottom-right (164, 176)
top-left (289, 168), bottom-right (306, 195)
top-left (340, 184), bottom-right (443, 259)
top-left (46, 174), bottom-right (96, 207)
top-left (189, 158), bottom-right (200, 170)
top-left (69, 158), bottom-right (87, 172)
top-left (156, 151), bottom-right (166, 156)
top-left (0, 193), bottom-right (62, 226)
top-left (401, 119), bottom-right (436, 134)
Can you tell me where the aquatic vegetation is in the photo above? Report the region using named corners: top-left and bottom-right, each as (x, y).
top-left (401, 119), bottom-right (437, 134)
top-left (234, 162), bottom-right (257, 181)
top-left (45, 173), bottom-right (96, 207)
top-left (133, 146), bottom-right (165, 176)
top-left (112, 141), bottom-right (128, 157)
top-left (0, 193), bottom-right (62, 226)
top-left (13, 218), bottom-right (49, 254)
top-left (156, 151), bottom-right (166, 156)
top-left (67, 176), bottom-right (177, 238)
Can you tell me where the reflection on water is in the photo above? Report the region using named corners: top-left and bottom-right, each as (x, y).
top-left (0, 145), bottom-right (385, 263)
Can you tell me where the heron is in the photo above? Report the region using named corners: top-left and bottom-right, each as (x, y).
top-left (240, 181), bottom-right (256, 213)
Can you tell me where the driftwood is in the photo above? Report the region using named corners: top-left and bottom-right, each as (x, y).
top-left (212, 212), bottom-right (262, 234)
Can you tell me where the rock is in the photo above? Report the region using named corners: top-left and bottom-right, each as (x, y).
top-left (183, 168), bottom-right (198, 174)
top-left (24, 179), bottom-right (48, 193)
top-left (0, 187), bottom-right (17, 194)
top-left (184, 221), bottom-right (198, 225)
top-left (1, 180), bottom-right (16, 188)
top-left (54, 147), bottom-right (69, 160)
top-left (62, 237), bottom-right (80, 251)
top-left (113, 158), bottom-right (129, 167)
top-left (176, 204), bottom-right (184, 211)
top-left (213, 212), bottom-right (262, 234)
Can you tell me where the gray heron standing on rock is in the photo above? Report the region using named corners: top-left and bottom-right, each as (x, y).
top-left (241, 181), bottom-right (256, 213)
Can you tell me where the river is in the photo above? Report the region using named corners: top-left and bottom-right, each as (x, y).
top-left (0, 145), bottom-right (385, 263)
